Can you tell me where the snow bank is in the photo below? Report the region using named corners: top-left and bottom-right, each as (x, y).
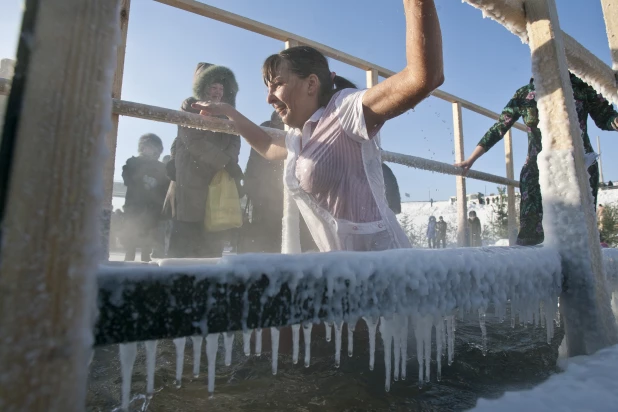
top-left (470, 343), bottom-right (618, 412)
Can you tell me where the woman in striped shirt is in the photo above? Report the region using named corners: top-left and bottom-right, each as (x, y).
top-left (192, 0), bottom-right (444, 252)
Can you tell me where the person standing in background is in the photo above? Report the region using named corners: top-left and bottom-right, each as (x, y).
top-left (436, 216), bottom-right (447, 248)
top-left (468, 211), bottom-right (482, 247)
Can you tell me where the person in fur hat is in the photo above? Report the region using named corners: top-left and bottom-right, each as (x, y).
top-left (164, 63), bottom-right (243, 258)
top-left (122, 133), bottom-right (169, 261)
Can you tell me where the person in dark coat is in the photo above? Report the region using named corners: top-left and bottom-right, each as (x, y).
top-left (468, 210), bottom-right (482, 247)
top-left (163, 63), bottom-right (242, 258)
top-left (382, 163), bottom-right (401, 215)
top-left (239, 111), bottom-right (317, 253)
top-left (436, 216), bottom-right (447, 248)
top-left (122, 134), bottom-right (169, 262)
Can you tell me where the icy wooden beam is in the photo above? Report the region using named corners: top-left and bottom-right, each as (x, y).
top-left (463, 0), bottom-right (618, 106)
top-left (112, 99), bottom-right (520, 187)
top-left (526, 0), bottom-right (618, 356)
top-left (382, 151), bottom-right (519, 187)
top-left (601, 0), bottom-right (618, 79)
top-left (102, 0), bottom-right (131, 260)
top-left (453, 102), bottom-right (469, 247)
top-left (94, 247), bottom-right (562, 345)
top-left (0, 0), bottom-right (119, 410)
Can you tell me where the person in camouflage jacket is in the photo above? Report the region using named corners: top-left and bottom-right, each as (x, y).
top-left (455, 73), bottom-right (618, 246)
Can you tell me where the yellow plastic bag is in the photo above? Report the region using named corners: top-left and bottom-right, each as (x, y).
top-left (204, 169), bottom-right (243, 232)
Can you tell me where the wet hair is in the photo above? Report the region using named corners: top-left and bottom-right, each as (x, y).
top-left (469, 211), bottom-right (477, 217)
top-left (439, 216), bottom-right (443, 220)
top-left (262, 46), bottom-right (357, 107)
top-left (138, 133), bottom-right (163, 159)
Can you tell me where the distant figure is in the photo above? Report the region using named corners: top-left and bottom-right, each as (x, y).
top-left (426, 216), bottom-right (437, 248)
top-left (436, 216), bottom-right (447, 248)
top-left (609, 181), bottom-right (614, 187)
top-left (455, 73), bottom-right (618, 246)
top-left (598, 203), bottom-right (605, 231)
top-left (122, 133), bottom-right (169, 262)
top-left (430, 198), bottom-right (434, 208)
top-left (468, 211), bottom-right (482, 247)
top-left (600, 235), bottom-right (609, 248)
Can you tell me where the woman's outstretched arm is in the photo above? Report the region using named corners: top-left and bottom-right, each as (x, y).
top-left (191, 102), bottom-right (288, 161)
top-left (362, 0), bottom-right (444, 131)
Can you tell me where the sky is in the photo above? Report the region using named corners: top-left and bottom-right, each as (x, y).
top-left (1, 0), bottom-right (617, 202)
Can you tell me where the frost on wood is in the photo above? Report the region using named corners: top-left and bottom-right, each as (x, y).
top-left (95, 247), bottom-right (562, 345)
top-left (461, 0), bottom-right (618, 107)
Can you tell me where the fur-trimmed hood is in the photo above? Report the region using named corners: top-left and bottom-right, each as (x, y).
top-left (192, 63), bottom-right (239, 107)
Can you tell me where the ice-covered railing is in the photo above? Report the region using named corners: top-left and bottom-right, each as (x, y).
top-left (98, 246), bottom-right (563, 405)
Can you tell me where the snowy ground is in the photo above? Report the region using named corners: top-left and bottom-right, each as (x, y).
top-left (470, 342), bottom-right (618, 411)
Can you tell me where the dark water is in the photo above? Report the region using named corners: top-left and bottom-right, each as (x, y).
top-left (87, 307), bottom-right (564, 412)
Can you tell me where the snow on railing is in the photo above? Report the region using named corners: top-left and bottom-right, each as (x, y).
top-left (462, 0), bottom-right (618, 107)
top-left (97, 246), bottom-right (563, 404)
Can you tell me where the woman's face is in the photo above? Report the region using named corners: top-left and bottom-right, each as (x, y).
top-left (266, 66), bottom-right (319, 129)
top-left (208, 83), bottom-right (224, 102)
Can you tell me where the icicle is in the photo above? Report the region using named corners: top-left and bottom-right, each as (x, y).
top-left (379, 317), bottom-right (393, 392)
top-left (393, 317), bottom-right (401, 382)
top-left (446, 315), bottom-right (455, 366)
top-left (423, 319), bottom-right (431, 383)
top-left (303, 322), bottom-right (313, 368)
top-left (363, 316), bottom-right (379, 371)
top-left (325, 321), bottom-right (333, 342)
top-left (347, 319), bottom-right (356, 357)
top-left (206, 334), bottom-right (219, 396)
top-left (191, 336), bottom-right (203, 378)
top-left (400, 315), bottom-right (408, 381)
top-left (292, 324), bottom-right (300, 364)
top-left (242, 330), bottom-right (252, 356)
top-left (334, 320), bottom-right (344, 368)
top-left (145, 340), bottom-right (158, 398)
top-left (223, 332), bottom-right (234, 366)
top-left (173, 337), bottom-right (186, 388)
top-left (255, 328), bottom-right (263, 357)
top-left (478, 308), bottom-right (487, 356)
top-left (119, 343), bottom-right (137, 411)
top-left (435, 317), bottom-right (443, 382)
top-left (271, 327), bottom-right (280, 375)
top-left (540, 301), bottom-right (546, 329)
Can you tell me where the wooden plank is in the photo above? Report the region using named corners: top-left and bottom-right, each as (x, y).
top-left (0, 0), bottom-right (119, 409)
top-left (452, 102), bottom-right (468, 247)
top-left (110, 98), bottom-right (519, 187)
top-left (101, 0), bottom-right (131, 260)
top-left (526, 0), bottom-right (618, 356)
top-left (504, 129), bottom-right (517, 245)
top-left (601, 0), bottom-right (618, 78)
top-left (153, 0), bottom-right (527, 132)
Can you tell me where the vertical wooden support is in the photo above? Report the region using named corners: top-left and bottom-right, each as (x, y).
top-left (526, 0), bottom-right (618, 356)
top-left (601, 0), bottom-right (618, 80)
top-left (504, 129), bottom-right (517, 245)
top-left (281, 39), bottom-right (301, 254)
top-left (0, 0), bottom-right (119, 409)
top-left (452, 102), bottom-right (468, 247)
top-left (597, 136), bottom-right (604, 184)
top-left (101, 0), bottom-right (131, 260)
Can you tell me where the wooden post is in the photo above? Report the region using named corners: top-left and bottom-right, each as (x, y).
top-left (453, 102), bottom-right (468, 247)
top-left (504, 129), bottom-right (517, 245)
top-left (601, 0), bottom-right (618, 81)
top-left (0, 0), bottom-right (119, 409)
top-left (526, 0), bottom-right (618, 356)
top-left (101, 0), bottom-right (131, 260)
top-left (281, 39), bottom-right (301, 254)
